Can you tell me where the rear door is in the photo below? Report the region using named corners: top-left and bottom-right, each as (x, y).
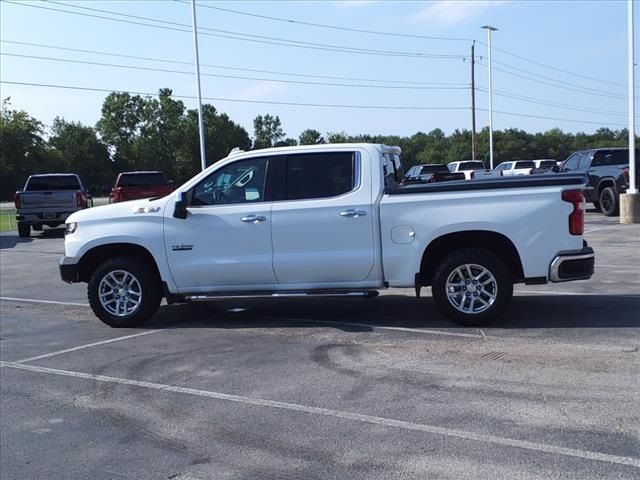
top-left (270, 150), bottom-right (375, 285)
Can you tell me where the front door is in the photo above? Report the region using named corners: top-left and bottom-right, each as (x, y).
top-left (271, 151), bottom-right (375, 285)
top-left (164, 156), bottom-right (276, 290)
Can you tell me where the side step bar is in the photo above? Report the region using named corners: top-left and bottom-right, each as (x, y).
top-left (184, 290), bottom-right (379, 302)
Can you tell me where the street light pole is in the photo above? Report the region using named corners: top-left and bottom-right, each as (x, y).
top-left (628, 0), bottom-right (637, 195)
top-left (482, 25), bottom-right (498, 170)
top-left (191, 0), bottom-right (207, 171)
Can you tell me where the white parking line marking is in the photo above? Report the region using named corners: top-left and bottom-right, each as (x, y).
top-left (2, 361), bottom-right (638, 468)
top-left (288, 317), bottom-right (485, 339)
top-left (0, 297), bottom-right (89, 307)
top-left (11, 330), bottom-right (161, 365)
top-left (584, 225), bottom-right (623, 234)
top-left (516, 290), bottom-right (640, 297)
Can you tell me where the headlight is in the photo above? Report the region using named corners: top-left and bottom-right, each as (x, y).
top-left (65, 222), bottom-right (77, 235)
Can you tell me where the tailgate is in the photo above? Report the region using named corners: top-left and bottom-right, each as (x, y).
top-left (20, 191), bottom-right (76, 208)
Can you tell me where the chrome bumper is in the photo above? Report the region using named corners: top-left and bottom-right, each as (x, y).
top-left (549, 246), bottom-right (595, 282)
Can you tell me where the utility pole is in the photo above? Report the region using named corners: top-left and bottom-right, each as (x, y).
top-left (482, 25), bottom-right (498, 170)
top-left (191, 0), bottom-right (207, 171)
top-left (471, 41), bottom-right (477, 161)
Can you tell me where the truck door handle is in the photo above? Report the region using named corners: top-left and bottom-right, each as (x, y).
top-left (340, 209), bottom-right (367, 218)
top-left (241, 214), bottom-right (267, 223)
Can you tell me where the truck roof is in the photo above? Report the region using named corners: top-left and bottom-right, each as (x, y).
top-left (28, 173), bottom-right (79, 177)
top-left (118, 171), bottom-right (165, 175)
top-left (228, 143), bottom-right (401, 157)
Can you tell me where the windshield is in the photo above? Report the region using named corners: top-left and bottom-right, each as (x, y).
top-left (458, 161), bottom-right (485, 171)
top-left (117, 173), bottom-right (167, 187)
top-left (514, 161), bottom-right (536, 169)
top-left (26, 175), bottom-right (80, 191)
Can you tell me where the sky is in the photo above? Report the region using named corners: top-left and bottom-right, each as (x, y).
top-left (0, 0), bottom-right (637, 141)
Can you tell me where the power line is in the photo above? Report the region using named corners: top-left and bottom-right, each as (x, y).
top-left (11, 1), bottom-right (466, 60)
top-left (476, 59), bottom-right (627, 100)
top-left (0, 41), bottom-right (468, 87)
top-left (0, 52), bottom-right (469, 91)
top-left (1, 80), bottom-right (627, 126)
top-left (475, 87), bottom-right (627, 117)
top-left (0, 80), bottom-right (470, 111)
top-left (173, 0), bottom-right (629, 90)
top-left (174, 0), bottom-right (473, 43)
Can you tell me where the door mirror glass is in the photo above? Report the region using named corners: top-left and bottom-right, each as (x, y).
top-left (173, 192), bottom-right (188, 219)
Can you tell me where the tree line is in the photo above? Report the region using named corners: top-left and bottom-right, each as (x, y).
top-left (0, 88), bottom-right (632, 200)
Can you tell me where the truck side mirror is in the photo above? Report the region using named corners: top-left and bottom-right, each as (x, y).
top-left (173, 192), bottom-right (188, 219)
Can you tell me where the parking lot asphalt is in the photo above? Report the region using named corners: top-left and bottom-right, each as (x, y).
top-left (1, 210), bottom-right (639, 480)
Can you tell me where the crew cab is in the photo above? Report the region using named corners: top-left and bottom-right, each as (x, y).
top-left (109, 171), bottom-right (173, 203)
top-left (59, 144), bottom-right (594, 328)
top-left (447, 160), bottom-right (487, 180)
top-left (560, 148), bottom-right (640, 216)
top-left (14, 173), bottom-right (90, 238)
top-left (492, 160), bottom-right (536, 177)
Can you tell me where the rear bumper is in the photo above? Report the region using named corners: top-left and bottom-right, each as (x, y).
top-left (17, 211), bottom-right (76, 225)
top-left (549, 245), bottom-right (595, 282)
top-left (59, 256), bottom-right (80, 284)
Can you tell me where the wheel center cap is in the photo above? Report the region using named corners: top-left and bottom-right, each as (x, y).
top-left (118, 288), bottom-right (127, 296)
top-left (468, 285), bottom-right (478, 293)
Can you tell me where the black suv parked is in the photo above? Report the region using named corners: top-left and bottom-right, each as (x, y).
top-left (560, 148), bottom-right (639, 216)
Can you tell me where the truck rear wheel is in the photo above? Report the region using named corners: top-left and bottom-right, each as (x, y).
top-left (17, 223), bottom-right (30, 238)
top-left (599, 187), bottom-right (619, 216)
top-left (88, 256), bottom-right (161, 328)
top-left (431, 249), bottom-right (513, 326)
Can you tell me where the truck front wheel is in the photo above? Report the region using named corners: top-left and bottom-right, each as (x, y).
top-left (88, 256), bottom-right (162, 328)
top-left (432, 249), bottom-right (513, 326)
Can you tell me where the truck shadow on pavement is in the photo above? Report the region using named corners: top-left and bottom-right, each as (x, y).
top-left (0, 234), bottom-right (33, 249)
top-left (144, 294), bottom-right (640, 331)
top-left (0, 229), bottom-right (64, 249)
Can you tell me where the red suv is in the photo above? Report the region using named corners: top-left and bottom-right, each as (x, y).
top-left (109, 171), bottom-right (174, 203)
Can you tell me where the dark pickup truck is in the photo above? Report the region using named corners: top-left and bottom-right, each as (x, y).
top-left (560, 148), bottom-right (640, 216)
top-left (109, 171), bottom-right (174, 203)
top-left (404, 164), bottom-right (462, 184)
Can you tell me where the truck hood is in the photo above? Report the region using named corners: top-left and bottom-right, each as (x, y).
top-left (66, 197), bottom-right (169, 224)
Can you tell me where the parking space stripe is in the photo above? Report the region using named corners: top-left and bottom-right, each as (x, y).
top-left (0, 296), bottom-right (89, 307)
top-left (9, 330), bottom-right (162, 365)
top-left (2, 361), bottom-right (638, 468)
top-left (277, 317), bottom-right (486, 339)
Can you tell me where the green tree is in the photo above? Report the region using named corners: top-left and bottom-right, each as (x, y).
top-left (299, 129), bottom-right (325, 145)
top-left (253, 114), bottom-right (284, 149)
top-left (0, 98), bottom-right (50, 199)
top-left (49, 118), bottom-right (113, 194)
top-left (326, 131), bottom-right (349, 143)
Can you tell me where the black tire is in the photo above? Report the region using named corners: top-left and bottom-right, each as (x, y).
top-left (88, 255), bottom-right (162, 328)
top-left (592, 202), bottom-right (601, 211)
top-left (599, 187), bottom-right (619, 216)
top-left (431, 248), bottom-right (513, 326)
top-left (17, 223), bottom-right (30, 238)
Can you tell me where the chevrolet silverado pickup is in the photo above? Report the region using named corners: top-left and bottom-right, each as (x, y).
top-left (14, 173), bottom-right (90, 238)
top-left (59, 144), bottom-right (595, 328)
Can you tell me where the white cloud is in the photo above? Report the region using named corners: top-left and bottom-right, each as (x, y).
top-left (407, 1), bottom-right (508, 26)
top-left (235, 82), bottom-right (286, 101)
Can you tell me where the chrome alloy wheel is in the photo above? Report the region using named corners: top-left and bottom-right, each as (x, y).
top-left (98, 270), bottom-right (143, 317)
top-left (445, 263), bottom-right (497, 314)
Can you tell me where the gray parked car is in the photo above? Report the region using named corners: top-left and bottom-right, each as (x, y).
top-left (14, 174), bottom-right (91, 237)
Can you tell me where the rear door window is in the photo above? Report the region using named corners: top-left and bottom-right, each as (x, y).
top-left (26, 176), bottom-right (80, 191)
top-left (285, 152), bottom-right (355, 200)
top-left (117, 173), bottom-right (167, 187)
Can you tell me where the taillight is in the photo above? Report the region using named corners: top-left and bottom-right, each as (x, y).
top-left (14, 192), bottom-right (20, 209)
top-left (76, 191), bottom-right (86, 208)
top-left (562, 189), bottom-right (585, 235)
top-left (623, 168), bottom-right (630, 184)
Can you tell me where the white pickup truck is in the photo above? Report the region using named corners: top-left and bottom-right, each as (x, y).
top-left (446, 160), bottom-right (488, 180)
top-left (60, 144), bottom-right (594, 328)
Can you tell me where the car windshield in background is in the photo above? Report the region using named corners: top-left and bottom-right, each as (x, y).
top-left (421, 165), bottom-right (449, 174)
top-left (593, 149), bottom-right (640, 166)
top-left (539, 161), bottom-right (557, 169)
top-left (458, 162), bottom-right (485, 171)
top-left (26, 176), bottom-right (80, 191)
top-left (118, 173), bottom-right (167, 187)
top-left (515, 161), bottom-right (536, 169)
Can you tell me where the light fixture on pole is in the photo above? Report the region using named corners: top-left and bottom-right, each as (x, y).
top-left (191, 0), bottom-right (207, 171)
top-left (482, 25), bottom-right (498, 170)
